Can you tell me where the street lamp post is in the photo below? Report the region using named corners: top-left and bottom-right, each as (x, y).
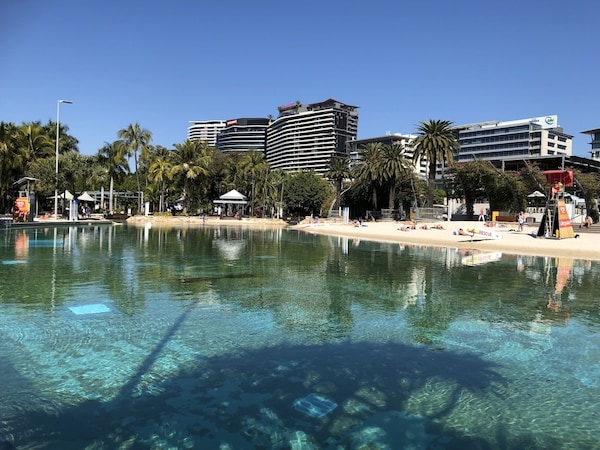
top-left (54, 99), bottom-right (73, 219)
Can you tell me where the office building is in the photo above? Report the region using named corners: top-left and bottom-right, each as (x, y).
top-left (455, 115), bottom-right (572, 163)
top-left (266, 99), bottom-right (358, 175)
top-left (188, 120), bottom-right (226, 146)
top-left (216, 118), bottom-right (270, 153)
top-left (581, 127), bottom-right (600, 161)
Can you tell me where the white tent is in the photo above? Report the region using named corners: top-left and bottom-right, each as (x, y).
top-left (78, 191), bottom-right (95, 202)
top-left (527, 190), bottom-right (546, 198)
top-left (213, 189), bottom-right (248, 205)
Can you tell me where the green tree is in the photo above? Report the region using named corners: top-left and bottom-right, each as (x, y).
top-left (285, 170), bottom-right (329, 217)
top-left (380, 144), bottom-right (412, 209)
top-left (170, 139), bottom-right (211, 213)
top-left (411, 120), bottom-right (460, 207)
top-left (353, 142), bottom-right (383, 210)
top-left (239, 150), bottom-right (268, 216)
top-left (148, 150), bottom-right (173, 213)
top-left (118, 123), bottom-right (152, 212)
top-left (98, 140), bottom-right (129, 213)
top-left (324, 156), bottom-right (351, 210)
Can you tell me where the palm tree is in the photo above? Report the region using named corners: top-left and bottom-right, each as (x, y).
top-left (411, 120), bottom-right (460, 207)
top-left (353, 142), bottom-right (383, 210)
top-left (98, 140), bottom-right (129, 213)
top-left (239, 150), bottom-right (268, 216)
top-left (20, 122), bottom-right (54, 165)
top-left (148, 152), bottom-right (173, 213)
top-left (170, 139), bottom-right (211, 213)
top-left (118, 123), bottom-right (152, 212)
top-left (380, 144), bottom-right (412, 209)
top-left (324, 156), bottom-right (351, 211)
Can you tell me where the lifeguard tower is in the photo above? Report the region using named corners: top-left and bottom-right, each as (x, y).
top-left (537, 170), bottom-right (575, 239)
top-left (11, 177), bottom-right (38, 222)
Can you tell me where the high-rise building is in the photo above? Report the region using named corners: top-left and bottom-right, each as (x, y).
top-left (266, 99), bottom-right (358, 175)
top-left (216, 118), bottom-right (270, 153)
top-left (455, 115), bottom-right (572, 163)
top-left (188, 120), bottom-right (226, 146)
top-left (581, 127), bottom-right (600, 161)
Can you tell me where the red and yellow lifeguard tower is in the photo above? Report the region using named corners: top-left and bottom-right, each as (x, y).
top-left (537, 170), bottom-right (575, 239)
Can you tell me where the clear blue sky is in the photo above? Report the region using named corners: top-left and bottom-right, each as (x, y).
top-left (2, 0), bottom-right (599, 156)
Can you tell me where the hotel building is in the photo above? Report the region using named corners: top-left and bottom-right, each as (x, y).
top-left (216, 118), bottom-right (270, 153)
top-left (265, 99), bottom-right (359, 175)
top-left (455, 115), bottom-right (573, 163)
top-left (188, 120), bottom-right (226, 147)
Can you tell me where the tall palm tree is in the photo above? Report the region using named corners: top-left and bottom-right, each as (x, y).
top-left (411, 120), bottom-right (460, 207)
top-left (118, 123), bottom-right (152, 211)
top-left (20, 122), bottom-right (54, 165)
top-left (324, 156), bottom-right (351, 211)
top-left (353, 142), bottom-right (383, 210)
top-left (380, 144), bottom-right (412, 209)
top-left (98, 140), bottom-right (129, 213)
top-left (239, 150), bottom-right (268, 215)
top-left (148, 153), bottom-right (173, 213)
top-left (170, 139), bottom-right (211, 213)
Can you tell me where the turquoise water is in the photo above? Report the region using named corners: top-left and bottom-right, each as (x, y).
top-left (0, 224), bottom-right (598, 449)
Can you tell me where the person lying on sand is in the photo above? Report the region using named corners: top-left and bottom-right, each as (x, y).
top-left (454, 228), bottom-right (472, 236)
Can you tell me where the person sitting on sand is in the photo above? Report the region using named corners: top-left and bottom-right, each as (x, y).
top-left (420, 224), bottom-right (429, 230)
top-left (580, 215), bottom-right (593, 228)
top-left (432, 224), bottom-right (445, 230)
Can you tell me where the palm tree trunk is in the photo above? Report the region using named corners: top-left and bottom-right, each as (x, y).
top-left (427, 159), bottom-right (437, 207)
top-left (388, 180), bottom-right (396, 209)
top-left (109, 176), bottom-right (114, 214)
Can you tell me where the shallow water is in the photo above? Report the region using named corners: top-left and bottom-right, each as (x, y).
top-left (0, 224), bottom-right (598, 449)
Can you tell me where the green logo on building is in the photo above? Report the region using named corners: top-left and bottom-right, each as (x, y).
top-left (545, 116), bottom-right (554, 125)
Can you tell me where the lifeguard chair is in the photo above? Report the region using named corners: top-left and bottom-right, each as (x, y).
top-left (11, 177), bottom-right (38, 223)
top-left (537, 170), bottom-right (575, 239)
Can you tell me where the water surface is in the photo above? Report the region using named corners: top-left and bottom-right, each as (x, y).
top-left (0, 224), bottom-right (598, 449)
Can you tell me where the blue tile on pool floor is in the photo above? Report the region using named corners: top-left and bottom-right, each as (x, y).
top-left (68, 303), bottom-right (111, 315)
top-left (293, 393), bottom-right (337, 418)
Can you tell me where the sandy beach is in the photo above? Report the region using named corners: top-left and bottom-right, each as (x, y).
top-left (127, 215), bottom-right (600, 261)
top-left (293, 219), bottom-right (600, 261)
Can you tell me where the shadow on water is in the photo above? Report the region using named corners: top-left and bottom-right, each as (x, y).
top-left (3, 312), bottom-right (560, 449)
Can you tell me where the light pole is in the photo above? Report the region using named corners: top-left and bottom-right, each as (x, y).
top-left (54, 99), bottom-right (73, 219)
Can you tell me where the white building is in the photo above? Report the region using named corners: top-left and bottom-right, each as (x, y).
top-left (188, 120), bottom-right (227, 147)
top-left (455, 115), bottom-right (573, 162)
top-left (266, 99), bottom-right (358, 175)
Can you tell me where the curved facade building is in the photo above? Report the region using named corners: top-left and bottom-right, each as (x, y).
top-left (266, 99), bottom-right (358, 175)
top-left (188, 120), bottom-right (226, 146)
top-left (216, 118), bottom-right (270, 153)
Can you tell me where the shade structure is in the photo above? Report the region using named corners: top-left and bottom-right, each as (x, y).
top-left (542, 170), bottom-right (574, 187)
top-left (61, 190), bottom-right (74, 200)
top-left (77, 191), bottom-right (95, 202)
top-left (527, 190), bottom-right (546, 198)
top-left (213, 189), bottom-right (248, 205)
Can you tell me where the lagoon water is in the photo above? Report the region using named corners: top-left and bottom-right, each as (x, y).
top-left (0, 224), bottom-right (598, 449)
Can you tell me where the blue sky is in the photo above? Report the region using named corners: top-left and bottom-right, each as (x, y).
top-left (2, 0), bottom-right (599, 156)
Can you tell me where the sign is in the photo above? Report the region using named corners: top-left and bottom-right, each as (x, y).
top-left (555, 200), bottom-right (574, 239)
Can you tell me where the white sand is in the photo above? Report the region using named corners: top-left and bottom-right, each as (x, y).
top-left (293, 220), bottom-right (600, 261)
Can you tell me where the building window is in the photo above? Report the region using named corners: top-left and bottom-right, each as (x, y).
top-left (548, 142), bottom-right (555, 147)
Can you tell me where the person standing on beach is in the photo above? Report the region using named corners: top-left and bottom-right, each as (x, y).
top-left (478, 208), bottom-right (485, 221)
top-left (518, 211), bottom-right (526, 232)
